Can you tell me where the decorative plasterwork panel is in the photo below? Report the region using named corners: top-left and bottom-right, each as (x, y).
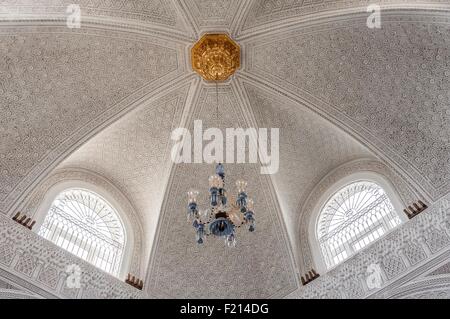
top-left (375, 248), bottom-right (450, 298)
top-left (2, 3), bottom-right (450, 299)
top-left (0, 25), bottom-right (185, 215)
top-left (0, 213), bottom-right (145, 299)
top-left (181, 0), bottom-right (243, 30)
top-left (0, 0), bottom-right (189, 34)
top-left (244, 13), bottom-right (450, 201)
top-left (297, 158), bottom-right (421, 273)
top-left (57, 83), bottom-right (191, 267)
top-left (427, 262), bottom-right (450, 276)
top-left (17, 168), bottom-right (145, 277)
top-left (0, 278), bottom-right (41, 299)
top-left (0, 289), bottom-right (41, 299)
top-left (146, 85), bottom-right (297, 298)
top-left (238, 0), bottom-right (450, 37)
top-left (285, 192), bottom-right (450, 298)
top-left (241, 81), bottom-right (374, 259)
top-left (395, 284), bottom-right (450, 299)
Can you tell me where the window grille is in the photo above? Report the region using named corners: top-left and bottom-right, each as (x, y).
top-left (317, 181), bottom-right (402, 269)
top-left (39, 189), bottom-right (125, 276)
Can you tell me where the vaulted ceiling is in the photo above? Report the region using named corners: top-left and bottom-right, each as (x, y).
top-left (1, 0), bottom-right (450, 298)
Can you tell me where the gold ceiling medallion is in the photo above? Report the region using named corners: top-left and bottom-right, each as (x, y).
top-left (191, 34), bottom-right (240, 81)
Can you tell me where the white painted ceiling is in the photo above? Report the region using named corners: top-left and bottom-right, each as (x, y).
top-left (1, 0), bottom-right (450, 298)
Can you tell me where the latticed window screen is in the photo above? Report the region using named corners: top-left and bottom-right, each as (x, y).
top-left (39, 189), bottom-right (125, 276)
top-left (317, 181), bottom-right (402, 269)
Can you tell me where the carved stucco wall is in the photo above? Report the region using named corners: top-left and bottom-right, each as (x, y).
top-left (374, 248), bottom-right (450, 298)
top-left (0, 278), bottom-right (41, 299)
top-left (54, 82), bottom-right (192, 270)
top-left (0, 213), bottom-right (146, 299)
top-left (0, 25), bottom-right (187, 216)
top-left (240, 81), bottom-right (376, 273)
top-left (243, 12), bottom-right (450, 201)
top-left (284, 192), bottom-right (450, 299)
top-left (1, 181), bottom-right (449, 299)
top-left (180, 0), bottom-right (245, 31)
top-left (1, 1), bottom-right (450, 298)
top-left (237, 0), bottom-right (450, 37)
top-left (0, 0), bottom-right (190, 37)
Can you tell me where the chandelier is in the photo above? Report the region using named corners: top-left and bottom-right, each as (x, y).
top-left (187, 163), bottom-right (255, 247)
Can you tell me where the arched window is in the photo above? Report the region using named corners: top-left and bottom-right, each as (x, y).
top-left (317, 181), bottom-right (402, 269)
top-left (38, 188), bottom-right (125, 276)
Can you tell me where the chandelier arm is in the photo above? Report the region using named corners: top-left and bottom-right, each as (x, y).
top-left (186, 164), bottom-right (255, 245)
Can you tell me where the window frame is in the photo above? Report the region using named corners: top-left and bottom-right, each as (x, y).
top-left (308, 172), bottom-right (407, 273)
top-left (33, 180), bottom-right (135, 279)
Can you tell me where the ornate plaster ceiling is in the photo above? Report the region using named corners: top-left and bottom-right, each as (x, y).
top-left (58, 82), bottom-right (192, 266)
top-left (242, 12), bottom-right (450, 200)
top-left (237, 0), bottom-right (450, 37)
top-left (2, 0), bottom-right (450, 298)
top-left (0, 0), bottom-right (190, 37)
top-left (0, 25), bottom-right (186, 215)
top-left (146, 85), bottom-right (297, 298)
top-left (180, 0), bottom-right (244, 32)
top-left (241, 82), bottom-right (374, 256)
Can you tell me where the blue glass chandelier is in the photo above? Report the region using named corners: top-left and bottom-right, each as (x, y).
top-left (187, 163), bottom-right (256, 247)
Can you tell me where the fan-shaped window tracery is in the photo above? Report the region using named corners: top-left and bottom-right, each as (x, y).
top-left (317, 181), bottom-right (402, 269)
top-left (38, 188), bottom-right (125, 276)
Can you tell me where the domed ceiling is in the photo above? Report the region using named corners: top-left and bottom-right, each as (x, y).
top-left (1, 0), bottom-right (450, 298)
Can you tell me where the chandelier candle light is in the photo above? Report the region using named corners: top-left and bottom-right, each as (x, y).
top-left (187, 163), bottom-right (256, 247)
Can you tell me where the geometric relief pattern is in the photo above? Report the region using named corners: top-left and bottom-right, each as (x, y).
top-left (342, 280), bottom-right (365, 299)
top-left (37, 266), bottom-right (59, 290)
top-left (0, 212), bottom-right (145, 298)
top-left (383, 274), bottom-right (450, 299)
top-left (0, 242), bottom-right (14, 266)
top-left (3, 1), bottom-right (450, 300)
top-left (182, 0), bottom-right (243, 29)
top-left (0, 279), bottom-right (15, 290)
top-left (291, 193), bottom-right (450, 298)
top-left (243, 82), bottom-right (373, 253)
top-left (403, 243), bottom-right (427, 266)
top-left (247, 16), bottom-right (450, 199)
top-left (407, 290), bottom-right (450, 299)
top-left (0, 26), bottom-right (181, 213)
top-left (14, 255), bottom-right (37, 277)
top-left (239, 0), bottom-right (450, 35)
top-left (147, 85), bottom-right (297, 298)
top-left (82, 287), bottom-right (100, 299)
top-left (382, 255), bottom-right (407, 280)
top-left (424, 227), bottom-right (450, 254)
top-left (58, 85), bottom-right (190, 266)
top-left (0, 0), bottom-right (186, 31)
